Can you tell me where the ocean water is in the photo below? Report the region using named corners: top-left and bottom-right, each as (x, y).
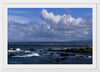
top-left (8, 44), bottom-right (92, 64)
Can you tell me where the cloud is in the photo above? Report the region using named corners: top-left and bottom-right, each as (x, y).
top-left (40, 9), bottom-right (92, 31)
top-left (8, 15), bottom-right (30, 24)
top-left (8, 9), bottom-right (92, 42)
top-left (40, 9), bottom-right (61, 24)
top-left (83, 31), bottom-right (89, 35)
top-left (8, 10), bottom-right (29, 14)
top-left (40, 9), bottom-right (83, 26)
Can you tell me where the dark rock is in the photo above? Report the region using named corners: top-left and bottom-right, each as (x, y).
top-left (70, 54), bottom-right (76, 56)
top-left (50, 53), bottom-right (54, 55)
top-left (8, 48), bottom-right (16, 50)
top-left (9, 53), bottom-right (16, 57)
top-left (38, 53), bottom-right (42, 55)
top-left (61, 57), bottom-right (67, 60)
top-left (84, 48), bottom-right (92, 53)
top-left (46, 47), bottom-right (92, 55)
top-left (86, 46), bottom-right (92, 49)
top-left (30, 48), bottom-right (36, 51)
top-left (59, 53), bottom-right (75, 56)
top-left (79, 47), bottom-right (85, 50)
top-left (48, 53), bottom-right (54, 56)
top-left (47, 48), bottom-right (52, 51)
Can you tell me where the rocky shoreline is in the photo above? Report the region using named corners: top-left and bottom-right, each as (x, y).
top-left (8, 46), bottom-right (92, 57)
top-left (47, 46), bottom-right (92, 55)
top-left (8, 46), bottom-right (92, 64)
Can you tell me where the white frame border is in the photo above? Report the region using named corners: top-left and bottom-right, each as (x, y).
top-left (0, 0), bottom-right (100, 72)
top-left (3, 3), bottom-right (97, 69)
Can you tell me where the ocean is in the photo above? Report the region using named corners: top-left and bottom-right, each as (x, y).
top-left (8, 42), bottom-right (92, 64)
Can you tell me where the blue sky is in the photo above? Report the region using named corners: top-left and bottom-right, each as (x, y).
top-left (8, 8), bottom-right (92, 42)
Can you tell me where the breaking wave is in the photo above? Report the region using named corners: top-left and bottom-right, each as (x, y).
top-left (8, 50), bottom-right (22, 52)
top-left (12, 53), bottom-right (40, 57)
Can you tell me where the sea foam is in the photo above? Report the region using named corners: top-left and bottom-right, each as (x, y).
top-left (12, 53), bottom-right (39, 57)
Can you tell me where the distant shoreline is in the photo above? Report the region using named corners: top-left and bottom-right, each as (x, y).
top-left (8, 42), bottom-right (92, 45)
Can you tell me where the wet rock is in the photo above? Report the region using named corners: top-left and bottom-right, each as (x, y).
top-left (48, 53), bottom-right (54, 56)
top-left (86, 46), bottom-right (92, 49)
top-left (30, 48), bottom-right (36, 51)
top-left (61, 57), bottom-right (67, 60)
top-left (8, 48), bottom-right (16, 50)
top-left (70, 54), bottom-right (76, 56)
top-left (50, 53), bottom-right (54, 55)
top-left (84, 48), bottom-right (92, 53)
top-left (38, 53), bottom-right (42, 55)
top-left (79, 47), bottom-right (85, 51)
top-left (48, 47), bottom-right (92, 54)
top-left (59, 53), bottom-right (76, 56)
top-left (47, 48), bottom-right (52, 51)
top-left (9, 53), bottom-right (16, 57)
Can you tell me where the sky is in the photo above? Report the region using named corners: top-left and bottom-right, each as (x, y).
top-left (8, 8), bottom-right (92, 42)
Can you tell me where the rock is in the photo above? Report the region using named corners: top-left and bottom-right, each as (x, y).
top-left (84, 48), bottom-right (92, 53)
top-left (61, 57), bottom-right (67, 60)
top-left (86, 46), bottom-right (92, 49)
top-left (38, 53), bottom-right (42, 55)
top-left (70, 54), bottom-right (76, 56)
top-left (59, 53), bottom-right (76, 56)
top-left (79, 47), bottom-right (85, 50)
top-left (45, 47), bottom-right (92, 54)
top-left (8, 48), bottom-right (16, 50)
top-left (48, 53), bottom-right (54, 56)
top-left (30, 48), bottom-right (36, 51)
top-left (9, 53), bottom-right (16, 57)
top-left (47, 48), bottom-right (52, 51)
top-left (50, 53), bottom-right (54, 55)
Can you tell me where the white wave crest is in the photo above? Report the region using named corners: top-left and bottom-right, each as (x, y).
top-left (24, 50), bottom-right (31, 53)
top-left (87, 56), bottom-right (92, 58)
top-left (12, 53), bottom-right (39, 57)
top-left (8, 50), bottom-right (23, 52)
